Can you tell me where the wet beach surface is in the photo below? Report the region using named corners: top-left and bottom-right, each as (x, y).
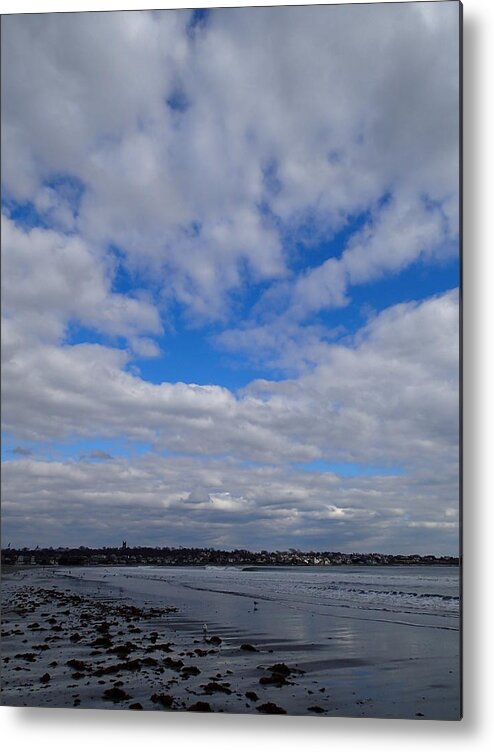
top-left (1, 566), bottom-right (461, 719)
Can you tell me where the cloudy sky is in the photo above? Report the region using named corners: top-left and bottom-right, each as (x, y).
top-left (1, 2), bottom-right (460, 554)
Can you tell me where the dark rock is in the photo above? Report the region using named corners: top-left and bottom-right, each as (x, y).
top-left (246, 691), bottom-right (259, 701)
top-left (129, 703), bottom-right (143, 710)
top-left (69, 633), bottom-right (83, 643)
top-left (259, 672), bottom-right (290, 687)
top-left (40, 673), bottom-right (51, 684)
top-left (144, 642), bottom-right (173, 654)
top-left (103, 687), bottom-right (130, 702)
top-left (14, 653), bottom-right (37, 662)
top-left (256, 702), bottom-right (287, 715)
top-left (181, 665), bottom-right (201, 678)
top-left (208, 635), bottom-right (222, 645)
top-left (240, 644), bottom-right (257, 652)
top-left (151, 693), bottom-right (174, 708)
top-left (308, 706), bottom-right (325, 713)
top-left (91, 636), bottom-right (113, 648)
top-left (126, 606), bottom-right (142, 617)
top-left (141, 657), bottom-right (158, 667)
top-left (92, 659), bottom-right (142, 676)
top-left (201, 681), bottom-right (232, 695)
top-left (266, 662), bottom-right (300, 677)
top-left (187, 701), bottom-right (212, 712)
top-left (163, 657), bottom-right (184, 671)
top-left (66, 659), bottom-right (88, 672)
top-left (109, 642), bottom-right (138, 658)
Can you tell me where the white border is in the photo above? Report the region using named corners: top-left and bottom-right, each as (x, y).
top-left (0, 0), bottom-right (467, 12)
top-left (1, 0), bottom-right (493, 750)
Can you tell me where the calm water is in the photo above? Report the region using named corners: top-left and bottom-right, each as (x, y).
top-left (70, 564), bottom-right (460, 631)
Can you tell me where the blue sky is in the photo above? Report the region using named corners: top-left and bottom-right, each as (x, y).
top-left (1, 3), bottom-right (460, 553)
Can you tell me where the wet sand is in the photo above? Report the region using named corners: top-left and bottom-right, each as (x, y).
top-left (1, 566), bottom-right (461, 719)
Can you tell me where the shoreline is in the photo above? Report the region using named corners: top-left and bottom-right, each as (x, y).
top-left (2, 562), bottom-right (461, 572)
top-left (1, 566), bottom-right (461, 719)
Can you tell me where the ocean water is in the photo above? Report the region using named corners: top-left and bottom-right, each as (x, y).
top-left (177, 564), bottom-right (458, 617)
top-left (69, 564), bottom-right (460, 631)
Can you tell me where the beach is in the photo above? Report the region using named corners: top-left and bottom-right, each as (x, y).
top-left (1, 565), bottom-right (461, 719)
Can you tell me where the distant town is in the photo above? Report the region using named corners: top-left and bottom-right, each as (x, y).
top-left (1, 543), bottom-right (459, 568)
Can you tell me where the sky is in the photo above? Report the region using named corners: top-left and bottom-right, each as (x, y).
top-left (0, 2), bottom-right (460, 554)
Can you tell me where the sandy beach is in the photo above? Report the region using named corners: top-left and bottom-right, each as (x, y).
top-left (1, 565), bottom-right (460, 719)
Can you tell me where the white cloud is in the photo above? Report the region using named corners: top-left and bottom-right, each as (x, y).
top-left (1, 215), bottom-right (162, 347)
top-left (290, 193), bottom-right (455, 318)
top-left (1, 4), bottom-right (459, 318)
top-left (2, 289), bottom-right (459, 476)
top-left (1, 449), bottom-right (458, 553)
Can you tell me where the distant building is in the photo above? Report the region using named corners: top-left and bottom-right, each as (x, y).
top-left (121, 540), bottom-right (127, 550)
